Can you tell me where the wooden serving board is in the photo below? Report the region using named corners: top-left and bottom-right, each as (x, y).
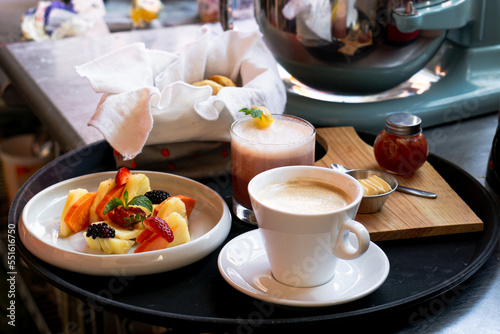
top-left (315, 127), bottom-right (483, 241)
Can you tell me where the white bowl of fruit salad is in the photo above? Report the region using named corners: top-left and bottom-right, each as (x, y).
top-left (19, 168), bottom-right (231, 276)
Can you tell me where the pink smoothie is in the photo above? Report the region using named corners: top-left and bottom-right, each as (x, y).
top-left (231, 115), bottom-right (315, 210)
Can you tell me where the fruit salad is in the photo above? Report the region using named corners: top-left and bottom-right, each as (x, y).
top-left (59, 168), bottom-right (196, 254)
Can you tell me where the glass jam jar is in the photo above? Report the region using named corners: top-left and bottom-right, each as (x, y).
top-left (373, 113), bottom-right (428, 176)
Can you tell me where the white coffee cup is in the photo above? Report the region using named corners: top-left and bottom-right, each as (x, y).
top-left (248, 166), bottom-right (370, 288)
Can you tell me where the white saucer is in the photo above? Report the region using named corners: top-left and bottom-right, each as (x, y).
top-left (218, 230), bottom-right (390, 307)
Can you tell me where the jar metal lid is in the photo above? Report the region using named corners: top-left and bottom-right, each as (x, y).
top-left (385, 113), bottom-right (422, 136)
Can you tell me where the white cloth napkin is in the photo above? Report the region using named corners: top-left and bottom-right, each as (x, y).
top-left (76, 25), bottom-right (286, 160)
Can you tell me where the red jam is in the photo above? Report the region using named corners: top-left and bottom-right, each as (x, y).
top-left (373, 113), bottom-right (428, 176)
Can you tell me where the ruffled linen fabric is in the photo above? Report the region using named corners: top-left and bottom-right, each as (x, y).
top-left (75, 25), bottom-right (286, 161)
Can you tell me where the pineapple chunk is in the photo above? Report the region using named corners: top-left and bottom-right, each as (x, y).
top-left (99, 238), bottom-right (135, 254)
top-left (84, 233), bottom-right (102, 251)
top-left (83, 222), bottom-right (136, 254)
top-left (156, 197), bottom-right (187, 222)
top-left (83, 232), bottom-right (135, 254)
top-left (60, 188), bottom-right (89, 237)
top-left (166, 212), bottom-right (190, 248)
top-left (89, 178), bottom-right (116, 223)
top-left (123, 173), bottom-right (151, 199)
top-left (108, 221), bottom-right (145, 240)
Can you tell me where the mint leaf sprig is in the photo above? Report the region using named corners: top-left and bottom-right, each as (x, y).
top-left (122, 212), bottom-right (146, 228)
top-left (103, 190), bottom-right (153, 215)
top-left (239, 107), bottom-right (263, 118)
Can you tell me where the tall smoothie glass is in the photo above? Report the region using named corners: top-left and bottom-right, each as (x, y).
top-left (230, 114), bottom-right (316, 224)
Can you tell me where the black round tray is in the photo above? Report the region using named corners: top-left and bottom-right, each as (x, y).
top-left (11, 138), bottom-right (500, 332)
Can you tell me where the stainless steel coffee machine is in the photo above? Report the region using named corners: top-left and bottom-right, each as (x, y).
top-left (221, 0), bottom-right (500, 132)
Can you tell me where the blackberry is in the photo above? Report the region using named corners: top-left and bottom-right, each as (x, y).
top-left (145, 190), bottom-right (170, 204)
top-left (86, 222), bottom-right (115, 239)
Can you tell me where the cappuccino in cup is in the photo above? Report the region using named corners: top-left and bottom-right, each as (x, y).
top-left (258, 178), bottom-right (351, 214)
top-left (248, 166), bottom-right (370, 288)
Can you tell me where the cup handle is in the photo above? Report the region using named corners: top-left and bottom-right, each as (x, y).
top-left (333, 220), bottom-right (370, 260)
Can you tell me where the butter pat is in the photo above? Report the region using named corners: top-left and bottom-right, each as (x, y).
top-left (358, 175), bottom-right (391, 196)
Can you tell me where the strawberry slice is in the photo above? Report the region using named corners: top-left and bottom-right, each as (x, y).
top-left (136, 228), bottom-right (154, 244)
top-left (143, 216), bottom-right (174, 243)
top-left (134, 233), bottom-right (168, 253)
top-left (115, 167), bottom-right (131, 186)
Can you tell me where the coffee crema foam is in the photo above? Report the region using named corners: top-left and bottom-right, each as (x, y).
top-left (258, 178), bottom-right (351, 214)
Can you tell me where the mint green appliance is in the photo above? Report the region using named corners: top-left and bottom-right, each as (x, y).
top-left (223, 0), bottom-right (500, 132)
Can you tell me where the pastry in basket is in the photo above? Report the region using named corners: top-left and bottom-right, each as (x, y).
top-left (191, 74), bottom-right (237, 95)
top-left (191, 79), bottom-right (223, 95)
top-left (207, 75), bottom-right (237, 87)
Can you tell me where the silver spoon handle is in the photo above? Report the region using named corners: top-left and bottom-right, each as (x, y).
top-left (396, 185), bottom-right (437, 199)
